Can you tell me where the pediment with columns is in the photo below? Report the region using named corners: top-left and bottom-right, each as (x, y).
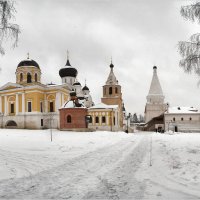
top-left (0, 82), bottom-right (23, 91)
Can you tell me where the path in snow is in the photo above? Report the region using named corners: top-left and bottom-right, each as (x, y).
top-left (0, 134), bottom-right (148, 199)
top-left (1, 131), bottom-right (200, 199)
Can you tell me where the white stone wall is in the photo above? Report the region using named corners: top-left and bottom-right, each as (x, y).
top-left (165, 113), bottom-right (200, 132)
top-left (0, 112), bottom-right (60, 129)
top-left (145, 103), bottom-right (167, 123)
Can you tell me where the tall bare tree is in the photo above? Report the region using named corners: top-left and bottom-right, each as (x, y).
top-left (178, 2), bottom-right (200, 76)
top-left (0, 0), bottom-right (20, 55)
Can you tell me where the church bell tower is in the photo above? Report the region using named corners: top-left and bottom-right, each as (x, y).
top-left (101, 61), bottom-right (123, 127)
top-left (145, 66), bottom-right (167, 123)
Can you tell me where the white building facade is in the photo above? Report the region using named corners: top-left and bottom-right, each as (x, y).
top-left (164, 107), bottom-right (200, 132)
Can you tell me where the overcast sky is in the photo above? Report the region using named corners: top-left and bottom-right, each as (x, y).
top-left (1, 0), bottom-right (200, 115)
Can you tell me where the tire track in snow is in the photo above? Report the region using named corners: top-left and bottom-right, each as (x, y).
top-left (0, 135), bottom-right (145, 199)
top-left (83, 135), bottom-right (150, 199)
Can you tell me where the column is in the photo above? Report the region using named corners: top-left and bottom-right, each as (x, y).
top-left (22, 93), bottom-right (25, 113)
top-left (44, 94), bottom-right (48, 113)
top-left (106, 112), bottom-right (109, 125)
top-left (55, 92), bottom-right (61, 112)
top-left (0, 96), bottom-right (2, 113)
top-left (4, 96), bottom-right (7, 115)
top-left (115, 111), bottom-right (118, 127)
top-left (16, 93), bottom-right (19, 115)
top-left (61, 93), bottom-right (64, 105)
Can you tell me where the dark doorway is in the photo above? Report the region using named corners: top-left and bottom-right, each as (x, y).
top-left (175, 126), bottom-right (178, 132)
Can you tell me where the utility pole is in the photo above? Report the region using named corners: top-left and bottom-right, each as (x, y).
top-left (126, 113), bottom-right (131, 133)
top-left (150, 135), bottom-right (153, 166)
top-left (49, 113), bottom-right (53, 142)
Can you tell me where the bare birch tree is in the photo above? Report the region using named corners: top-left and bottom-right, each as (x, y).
top-left (0, 0), bottom-right (20, 55)
top-left (178, 2), bottom-right (200, 76)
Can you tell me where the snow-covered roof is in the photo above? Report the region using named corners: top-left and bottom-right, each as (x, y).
top-left (166, 106), bottom-right (199, 114)
top-left (61, 100), bottom-right (86, 109)
top-left (0, 82), bottom-right (23, 91)
top-left (89, 103), bottom-right (118, 109)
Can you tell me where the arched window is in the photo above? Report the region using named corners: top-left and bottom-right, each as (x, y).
top-left (27, 73), bottom-right (32, 83)
top-left (20, 73), bottom-right (23, 82)
top-left (6, 120), bottom-right (17, 127)
top-left (50, 102), bottom-right (54, 112)
top-left (35, 73), bottom-right (38, 82)
top-left (115, 87), bottom-right (118, 94)
top-left (10, 103), bottom-right (14, 113)
top-left (102, 116), bottom-right (106, 123)
top-left (109, 87), bottom-right (112, 95)
top-left (173, 117), bottom-right (175, 121)
top-left (67, 115), bottom-right (72, 123)
top-left (104, 88), bottom-right (106, 95)
top-left (95, 116), bottom-right (99, 123)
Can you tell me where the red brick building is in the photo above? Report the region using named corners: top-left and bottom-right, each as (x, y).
top-left (59, 91), bottom-right (89, 130)
top-left (60, 107), bottom-right (87, 130)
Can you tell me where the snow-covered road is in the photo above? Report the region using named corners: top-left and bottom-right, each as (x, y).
top-left (0, 133), bottom-right (149, 199)
top-left (0, 130), bottom-right (200, 199)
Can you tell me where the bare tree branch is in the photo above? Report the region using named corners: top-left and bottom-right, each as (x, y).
top-left (181, 2), bottom-right (200, 23)
top-left (179, 54), bottom-right (200, 75)
top-left (178, 3), bottom-right (200, 78)
top-left (0, 0), bottom-right (20, 55)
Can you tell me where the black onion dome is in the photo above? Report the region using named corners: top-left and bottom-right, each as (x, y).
top-left (17, 59), bottom-right (40, 68)
top-left (82, 85), bottom-right (89, 91)
top-left (73, 82), bottom-right (81, 86)
top-left (59, 59), bottom-right (78, 78)
top-left (153, 66), bottom-right (157, 69)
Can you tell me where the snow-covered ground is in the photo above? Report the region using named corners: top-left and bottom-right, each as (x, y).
top-left (0, 129), bottom-right (200, 199)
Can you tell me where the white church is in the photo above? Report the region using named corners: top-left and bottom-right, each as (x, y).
top-left (144, 66), bottom-right (200, 133)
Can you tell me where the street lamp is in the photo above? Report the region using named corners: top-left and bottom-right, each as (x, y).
top-left (125, 113), bottom-right (131, 133)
